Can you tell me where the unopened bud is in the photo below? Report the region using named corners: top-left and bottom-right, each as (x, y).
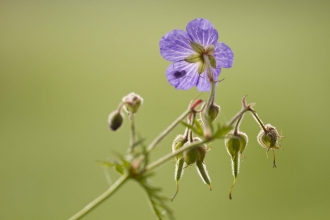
top-left (207, 103), bottom-right (220, 122)
top-left (122, 92), bottom-right (143, 114)
top-left (108, 110), bottom-right (124, 131)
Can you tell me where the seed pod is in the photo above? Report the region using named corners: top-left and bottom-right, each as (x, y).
top-left (108, 110), bottom-right (124, 131)
top-left (257, 124), bottom-right (282, 168)
top-left (171, 158), bottom-right (185, 201)
top-left (172, 135), bottom-right (187, 161)
top-left (183, 144), bottom-right (206, 166)
top-left (170, 135), bottom-right (188, 201)
top-left (185, 137), bottom-right (211, 190)
top-left (196, 160), bottom-right (212, 190)
top-left (225, 132), bottom-right (248, 199)
top-left (171, 137), bottom-right (211, 200)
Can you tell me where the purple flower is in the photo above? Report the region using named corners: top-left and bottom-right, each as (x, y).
top-left (159, 18), bottom-right (234, 92)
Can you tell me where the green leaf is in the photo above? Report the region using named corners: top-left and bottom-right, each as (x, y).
top-left (214, 124), bottom-right (233, 138)
top-left (181, 121), bottom-right (204, 136)
top-left (97, 160), bottom-right (116, 168)
top-left (115, 165), bottom-right (124, 175)
top-left (194, 118), bottom-right (204, 135)
top-left (136, 173), bottom-right (174, 220)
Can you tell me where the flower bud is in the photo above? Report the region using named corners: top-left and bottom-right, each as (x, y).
top-left (122, 92), bottom-right (143, 114)
top-left (207, 103), bottom-right (220, 122)
top-left (225, 132), bottom-right (248, 199)
top-left (108, 110), bottom-right (124, 131)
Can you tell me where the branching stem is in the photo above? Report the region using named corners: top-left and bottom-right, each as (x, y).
top-left (68, 174), bottom-right (129, 220)
top-left (147, 110), bottom-right (191, 152)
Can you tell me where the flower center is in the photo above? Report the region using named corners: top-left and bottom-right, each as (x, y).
top-left (184, 41), bottom-right (217, 74)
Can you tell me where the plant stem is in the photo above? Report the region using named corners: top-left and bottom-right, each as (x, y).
top-left (145, 98), bottom-right (255, 173)
top-left (226, 106), bottom-right (249, 127)
top-left (147, 109), bottom-right (191, 152)
top-left (68, 174), bottom-right (129, 220)
top-left (69, 98), bottom-right (255, 219)
top-left (201, 55), bottom-right (216, 138)
top-left (201, 80), bottom-right (216, 138)
top-left (250, 111), bottom-right (267, 132)
top-left (127, 114), bottom-right (136, 153)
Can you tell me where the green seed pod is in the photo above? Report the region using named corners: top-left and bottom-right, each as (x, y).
top-left (108, 110), bottom-right (124, 131)
top-left (182, 137), bottom-right (206, 165)
top-left (171, 134), bottom-right (188, 201)
top-left (172, 135), bottom-right (187, 161)
top-left (183, 137), bottom-right (207, 165)
top-left (171, 137), bottom-right (211, 201)
top-left (183, 145), bottom-right (198, 165)
top-left (171, 158), bottom-right (185, 202)
top-left (257, 124), bottom-right (280, 149)
top-left (196, 160), bottom-right (212, 190)
top-left (225, 132), bottom-right (248, 199)
top-left (257, 124), bottom-right (282, 168)
top-left (122, 92), bottom-right (143, 114)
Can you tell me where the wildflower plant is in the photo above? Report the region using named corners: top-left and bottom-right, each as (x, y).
top-left (69, 18), bottom-right (284, 220)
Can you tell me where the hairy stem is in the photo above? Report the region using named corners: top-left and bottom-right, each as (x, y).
top-left (226, 107), bottom-right (249, 127)
top-left (127, 115), bottom-right (136, 153)
top-left (69, 174), bottom-right (129, 220)
top-left (250, 110), bottom-right (267, 133)
top-left (145, 99), bottom-right (254, 173)
top-left (201, 55), bottom-right (216, 138)
top-left (147, 109), bottom-right (191, 152)
top-left (69, 98), bottom-right (255, 219)
top-left (233, 115), bottom-right (243, 135)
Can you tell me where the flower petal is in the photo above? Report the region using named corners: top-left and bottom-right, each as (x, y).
top-left (214, 42), bottom-right (234, 68)
top-left (166, 61), bottom-right (200, 90)
top-left (186, 18), bottom-right (218, 48)
top-left (196, 68), bottom-right (221, 92)
top-left (160, 30), bottom-right (195, 62)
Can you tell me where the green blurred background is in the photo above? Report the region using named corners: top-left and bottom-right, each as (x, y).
top-left (1, 0), bottom-right (330, 219)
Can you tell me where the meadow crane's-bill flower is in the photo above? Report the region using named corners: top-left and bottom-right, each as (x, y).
top-left (159, 18), bottom-right (234, 92)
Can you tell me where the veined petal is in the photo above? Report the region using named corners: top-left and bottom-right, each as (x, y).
top-left (186, 18), bottom-right (218, 48)
top-left (166, 61), bottom-right (199, 90)
top-left (214, 42), bottom-right (234, 68)
top-left (196, 68), bottom-right (221, 92)
top-left (160, 30), bottom-right (195, 62)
